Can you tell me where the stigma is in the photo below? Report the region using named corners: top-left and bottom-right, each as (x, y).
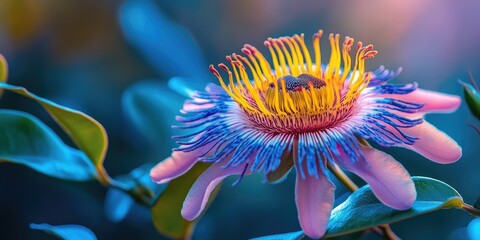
top-left (269, 74), bottom-right (326, 92)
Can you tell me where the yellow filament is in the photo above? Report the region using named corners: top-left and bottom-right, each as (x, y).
top-left (228, 58), bottom-right (246, 94)
top-left (340, 37), bottom-right (353, 84)
top-left (266, 41), bottom-right (283, 76)
top-left (271, 40), bottom-right (289, 75)
top-left (213, 66), bottom-right (258, 113)
top-left (277, 40), bottom-right (296, 76)
top-left (244, 49), bottom-right (267, 90)
top-left (295, 34), bottom-right (313, 73)
top-left (282, 38), bottom-right (300, 75)
top-left (288, 38), bottom-right (305, 72)
top-left (234, 61), bottom-right (271, 114)
top-left (252, 49), bottom-right (275, 83)
top-left (313, 30), bottom-right (323, 78)
top-left (236, 55), bottom-right (263, 89)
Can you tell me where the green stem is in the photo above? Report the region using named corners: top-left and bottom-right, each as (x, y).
top-left (96, 166), bottom-right (113, 187)
top-left (109, 178), bottom-right (153, 206)
top-left (462, 203), bottom-right (480, 217)
top-left (327, 162), bottom-right (358, 191)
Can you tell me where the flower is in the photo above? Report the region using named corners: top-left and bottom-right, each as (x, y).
top-left (150, 30), bottom-right (462, 238)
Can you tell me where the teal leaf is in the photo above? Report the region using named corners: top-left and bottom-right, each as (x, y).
top-left (324, 176), bottom-right (463, 237)
top-left (250, 231), bottom-right (304, 240)
top-left (460, 80), bottom-right (480, 120)
top-left (0, 110), bottom-right (95, 181)
top-left (104, 188), bottom-right (134, 222)
top-left (467, 218), bottom-right (480, 240)
top-left (0, 82), bottom-right (110, 184)
top-left (122, 80), bottom-right (184, 155)
top-left (119, 0), bottom-right (209, 85)
top-left (30, 223), bottom-right (96, 240)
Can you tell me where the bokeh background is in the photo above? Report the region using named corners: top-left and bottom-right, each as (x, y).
top-left (0, 0), bottom-right (479, 239)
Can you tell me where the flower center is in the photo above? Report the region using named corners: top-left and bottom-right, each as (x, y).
top-left (209, 30), bottom-right (377, 134)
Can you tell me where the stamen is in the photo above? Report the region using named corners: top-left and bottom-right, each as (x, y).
top-left (294, 34), bottom-right (313, 73)
top-left (313, 30), bottom-right (323, 78)
top-left (265, 40), bottom-right (282, 77)
top-left (270, 38), bottom-right (289, 75)
top-left (281, 37), bottom-right (301, 75)
top-left (211, 30), bottom-right (377, 131)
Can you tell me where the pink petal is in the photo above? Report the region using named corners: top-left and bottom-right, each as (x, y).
top-left (182, 163), bottom-right (246, 221)
top-left (295, 168), bottom-right (335, 239)
top-left (182, 101), bottom-right (214, 112)
top-left (338, 145), bottom-right (416, 210)
top-left (150, 143), bottom-right (214, 184)
top-left (402, 121), bottom-right (462, 164)
top-left (381, 88), bottom-right (461, 114)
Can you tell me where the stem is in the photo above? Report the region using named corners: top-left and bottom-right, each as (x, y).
top-left (327, 161), bottom-right (399, 240)
top-left (109, 177), bottom-right (153, 206)
top-left (182, 222), bottom-right (195, 240)
top-left (380, 225), bottom-right (400, 240)
top-left (462, 203), bottom-right (480, 217)
top-left (96, 166), bottom-right (113, 187)
top-left (327, 162), bottom-right (358, 192)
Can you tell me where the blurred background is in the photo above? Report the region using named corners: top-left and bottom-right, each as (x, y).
top-left (0, 0), bottom-right (479, 239)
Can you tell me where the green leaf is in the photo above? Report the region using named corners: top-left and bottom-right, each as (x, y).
top-left (324, 176), bottom-right (463, 237)
top-left (461, 81), bottom-right (480, 120)
top-left (0, 82), bottom-right (109, 184)
top-left (151, 162), bottom-right (214, 239)
top-left (250, 231), bottom-right (305, 240)
top-left (30, 223), bottom-right (96, 240)
top-left (0, 110), bottom-right (95, 181)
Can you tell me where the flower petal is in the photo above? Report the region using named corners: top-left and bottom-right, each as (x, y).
top-left (338, 145), bottom-right (416, 210)
top-left (181, 163), bottom-right (246, 221)
top-left (402, 121), bottom-right (462, 164)
top-left (150, 144), bottom-right (214, 184)
top-left (383, 88), bottom-right (461, 114)
top-left (182, 102), bottom-right (215, 112)
top-left (295, 169), bottom-right (335, 239)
